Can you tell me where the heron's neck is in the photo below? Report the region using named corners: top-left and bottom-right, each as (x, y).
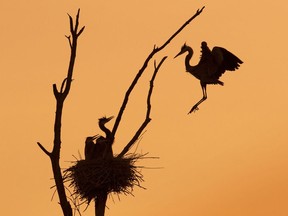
top-left (99, 124), bottom-right (112, 138)
top-left (185, 47), bottom-right (195, 72)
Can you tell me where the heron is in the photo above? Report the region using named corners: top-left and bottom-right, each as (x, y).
top-left (84, 135), bottom-right (99, 160)
top-left (174, 41), bottom-right (243, 113)
top-left (98, 116), bottom-right (114, 139)
top-left (95, 116), bottom-right (114, 159)
top-left (84, 116), bottom-right (114, 160)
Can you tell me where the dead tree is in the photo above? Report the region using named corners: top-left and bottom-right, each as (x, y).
top-left (38, 6), bottom-right (205, 216)
top-left (65, 6), bottom-right (204, 216)
top-left (37, 9), bottom-right (85, 216)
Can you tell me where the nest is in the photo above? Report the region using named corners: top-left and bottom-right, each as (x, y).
top-left (63, 154), bottom-right (145, 202)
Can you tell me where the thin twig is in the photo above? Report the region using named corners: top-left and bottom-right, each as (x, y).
top-left (37, 142), bottom-right (51, 156)
top-left (66, 35), bottom-right (72, 49)
top-left (158, 6), bottom-right (205, 50)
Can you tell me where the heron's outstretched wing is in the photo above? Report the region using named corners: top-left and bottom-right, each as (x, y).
top-left (212, 46), bottom-right (243, 78)
top-left (212, 47), bottom-right (243, 70)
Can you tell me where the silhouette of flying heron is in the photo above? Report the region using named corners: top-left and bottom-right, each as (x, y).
top-left (174, 41), bottom-right (243, 113)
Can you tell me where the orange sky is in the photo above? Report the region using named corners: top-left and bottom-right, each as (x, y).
top-left (1, 1), bottom-right (288, 216)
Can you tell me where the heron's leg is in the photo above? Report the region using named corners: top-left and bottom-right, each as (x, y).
top-left (188, 83), bottom-right (207, 114)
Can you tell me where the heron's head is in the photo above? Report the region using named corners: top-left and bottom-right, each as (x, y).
top-left (174, 43), bottom-right (191, 58)
top-left (98, 116), bottom-right (114, 125)
top-left (201, 41), bottom-right (208, 49)
top-left (85, 135), bottom-right (99, 144)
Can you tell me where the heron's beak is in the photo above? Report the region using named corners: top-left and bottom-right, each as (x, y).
top-left (106, 116), bottom-right (114, 122)
top-left (92, 135), bottom-right (99, 140)
top-left (174, 51), bottom-right (183, 59)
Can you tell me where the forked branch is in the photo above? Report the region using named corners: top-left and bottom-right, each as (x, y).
top-left (117, 56), bottom-right (167, 158)
top-left (37, 9), bottom-right (85, 216)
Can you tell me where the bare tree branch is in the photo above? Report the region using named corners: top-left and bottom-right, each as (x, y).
top-left (37, 142), bottom-right (51, 157)
top-left (77, 26), bottom-right (85, 37)
top-left (117, 56), bottom-right (167, 158)
top-left (158, 6), bottom-right (205, 50)
top-left (111, 6), bottom-right (205, 138)
top-left (65, 35), bottom-right (72, 49)
top-left (37, 9), bottom-right (85, 216)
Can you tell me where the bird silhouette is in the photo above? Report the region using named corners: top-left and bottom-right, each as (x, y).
top-left (98, 116), bottom-right (114, 140)
top-left (174, 41), bottom-right (243, 113)
top-left (84, 116), bottom-right (114, 160)
top-left (84, 116), bottom-right (114, 161)
top-left (84, 135), bottom-right (99, 160)
top-left (95, 116), bottom-right (114, 159)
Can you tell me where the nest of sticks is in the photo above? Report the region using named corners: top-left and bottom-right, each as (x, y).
top-left (63, 154), bottom-right (145, 202)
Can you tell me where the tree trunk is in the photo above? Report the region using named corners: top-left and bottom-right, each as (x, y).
top-left (95, 192), bottom-right (108, 216)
